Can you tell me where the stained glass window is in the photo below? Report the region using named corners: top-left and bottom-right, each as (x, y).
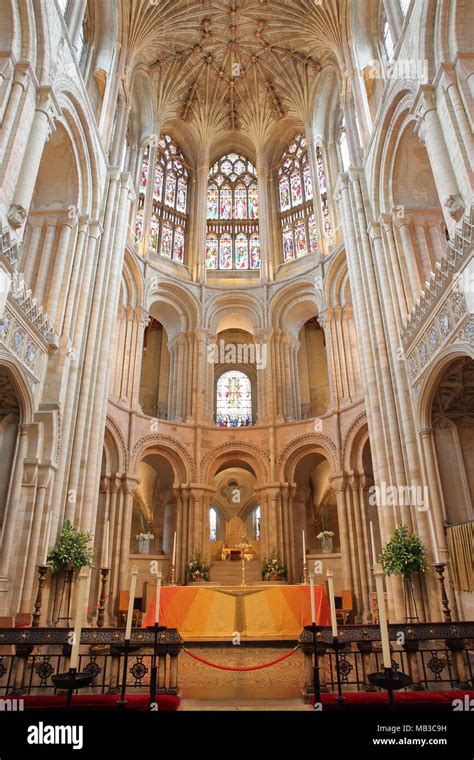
top-left (278, 134), bottom-right (318, 262)
top-left (205, 153), bottom-right (260, 270)
top-left (216, 370), bottom-right (252, 427)
top-left (134, 134), bottom-right (188, 262)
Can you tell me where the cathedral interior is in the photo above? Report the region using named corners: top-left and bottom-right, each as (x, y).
top-left (0, 0), bottom-right (473, 717)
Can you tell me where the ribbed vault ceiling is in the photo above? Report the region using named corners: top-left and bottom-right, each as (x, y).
top-left (122, 0), bottom-right (346, 145)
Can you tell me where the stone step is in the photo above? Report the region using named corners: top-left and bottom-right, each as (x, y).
top-left (210, 560), bottom-right (262, 584)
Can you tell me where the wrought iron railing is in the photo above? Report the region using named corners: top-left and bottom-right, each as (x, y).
top-left (0, 628), bottom-right (183, 696)
top-left (299, 622), bottom-right (474, 700)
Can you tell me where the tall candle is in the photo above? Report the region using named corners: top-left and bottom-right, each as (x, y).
top-left (427, 511), bottom-right (440, 564)
top-left (309, 572), bottom-right (316, 623)
top-left (154, 571), bottom-right (162, 625)
top-left (42, 512), bottom-right (52, 566)
top-left (69, 570), bottom-right (88, 671)
top-left (326, 570), bottom-right (338, 637)
top-left (125, 566), bottom-right (138, 640)
top-left (374, 563), bottom-right (391, 669)
top-left (103, 520), bottom-right (110, 568)
top-left (302, 530), bottom-right (306, 561)
top-left (172, 531), bottom-right (177, 566)
top-left (369, 521), bottom-right (377, 567)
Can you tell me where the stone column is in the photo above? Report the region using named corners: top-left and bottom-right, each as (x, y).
top-left (9, 87), bottom-right (58, 236)
top-left (20, 466), bottom-right (52, 613)
top-left (22, 218), bottom-right (44, 287)
top-left (117, 477), bottom-right (138, 595)
top-left (330, 475), bottom-right (353, 591)
top-left (412, 86), bottom-right (464, 234)
top-left (436, 64), bottom-right (474, 202)
top-left (34, 219), bottom-right (57, 304)
top-left (0, 424), bottom-right (29, 579)
top-left (256, 148), bottom-right (270, 282)
top-left (195, 147), bottom-right (210, 282)
top-left (349, 473), bottom-right (371, 621)
top-left (394, 216), bottom-right (421, 307)
top-left (46, 219), bottom-right (75, 325)
top-left (0, 63), bottom-right (30, 165)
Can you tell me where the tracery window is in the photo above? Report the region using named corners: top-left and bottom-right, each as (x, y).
top-left (216, 370), bottom-right (252, 427)
top-left (316, 146), bottom-right (333, 245)
top-left (135, 135), bottom-right (188, 263)
top-left (278, 135), bottom-right (318, 262)
top-left (205, 153), bottom-right (260, 270)
top-left (381, 14), bottom-right (394, 60)
top-left (209, 507), bottom-right (217, 541)
top-left (399, 0), bottom-right (411, 16)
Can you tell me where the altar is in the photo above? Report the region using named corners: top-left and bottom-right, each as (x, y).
top-left (142, 584), bottom-right (330, 638)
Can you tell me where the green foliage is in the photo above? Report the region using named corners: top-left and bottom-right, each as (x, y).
top-left (262, 549), bottom-right (287, 580)
top-left (47, 520), bottom-right (95, 575)
top-left (380, 523), bottom-right (428, 579)
top-left (187, 551), bottom-right (210, 581)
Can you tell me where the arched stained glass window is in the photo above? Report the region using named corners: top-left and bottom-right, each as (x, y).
top-left (216, 370), bottom-right (252, 427)
top-left (205, 153), bottom-right (260, 270)
top-left (134, 134), bottom-right (188, 263)
top-left (209, 507), bottom-right (217, 541)
top-left (278, 134), bottom-right (317, 262)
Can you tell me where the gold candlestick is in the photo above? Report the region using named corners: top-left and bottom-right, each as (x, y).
top-left (239, 538), bottom-right (250, 587)
top-left (169, 563), bottom-right (176, 586)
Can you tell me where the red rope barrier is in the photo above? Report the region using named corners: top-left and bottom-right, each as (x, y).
top-left (183, 645), bottom-right (299, 671)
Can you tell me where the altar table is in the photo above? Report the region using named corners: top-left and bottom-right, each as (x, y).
top-left (142, 584), bottom-right (330, 638)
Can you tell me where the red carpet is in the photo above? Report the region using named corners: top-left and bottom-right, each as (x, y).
top-left (313, 690), bottom-right (474, 710)
top-left (22, 694), bottom-right (180, 711)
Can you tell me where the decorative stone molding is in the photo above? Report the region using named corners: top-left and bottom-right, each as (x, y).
top-left (7, 204), bottom-right (27, 230)
top-left (444, 194), bottom-right (464, 221)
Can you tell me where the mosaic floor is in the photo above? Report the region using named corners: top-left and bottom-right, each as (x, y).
top-left (178, 646), bottom-right (306, 702)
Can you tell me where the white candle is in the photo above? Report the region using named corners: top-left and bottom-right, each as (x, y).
top-left (125, 566), bottom-right (138, 640)
top-left (102, 520), bottom-right (110, 568)
top-left (427, 511), bottom-right (440, 564)
top-left (309, 572), bottom-right (316, 623)
top-left (369, 521), bottom-right (377, 567)
top-left (302, 530), bottom-right (306, 561)
top-left (154, 571), bottom-right (162, 625)
top-left (172, 531), bottom-right (177, 566)
top-left (374, 563), bottom-right (391, 669)
top-left (326, 569), bottom-right (338, 637)
top-left (42, 512), bottom-right (52, 566)
top-left (69, 570), bottom-right (88, 671)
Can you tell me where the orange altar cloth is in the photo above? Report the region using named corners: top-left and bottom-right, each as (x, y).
top-left (142, 584), bottom-right (330, 638)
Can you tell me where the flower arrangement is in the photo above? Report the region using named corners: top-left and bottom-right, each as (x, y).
top-left (316, 530), bottom-right (334, 540)
top-left (47, 520), bottom-right (94, 575)
top-left (136, 532), bottom-right (154, 541)
top-left (187, 551), bottom-right (210, 581)
top-left (380, 523), bottom-right (428, 579)
top-left (262, 550), bottom-right (287, 580)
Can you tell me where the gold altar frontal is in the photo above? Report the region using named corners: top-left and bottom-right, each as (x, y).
top-left (143, 584), bottom-right (330, 638)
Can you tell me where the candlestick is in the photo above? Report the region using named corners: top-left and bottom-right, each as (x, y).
top-left (309, 572), bottom-right (316, 623)
top-left (32, 565), bottom-right (48, 628)
top-left (69, 570), bottom-right (88, 671)
top-left (302, 529), bottom-right (306, 560)
top-left (125, 565), bottom-right (138, 640)
top-left (97, 568), bottom-right (109, 628)
top-left (103, 520), bottom-right (110, 568)
top-left (373, 563), bottom-right (391, 669)
top-left (427, 510), bottom-right (440, 564)
top-left (42, 512), bottom-right (52, 566)
top-left (154, 571), bottom-right (162, 625)
top-left (369, 521), bottom-right (376, 567)
top-left (326, 569), bottom-right (338, 637)
top-left (172, 531), bottom-right (177, 566)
